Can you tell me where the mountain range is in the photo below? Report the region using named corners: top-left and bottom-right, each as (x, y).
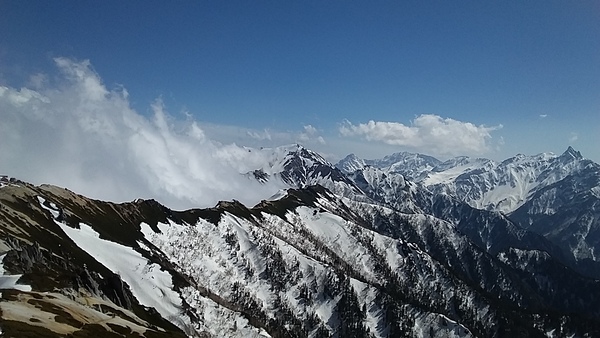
top-left (1, 145), bottom-right (599, 337)
top-left (336, 146), bottom-right (600, 276)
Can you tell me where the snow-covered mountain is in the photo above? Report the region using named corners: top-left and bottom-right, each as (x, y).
top-left (337, 146), bottom-right (600, 277)
top-left (347, 147), bottom-right (593, 216)
top-left (2, 145), bottom-right (600, 337)
top-left (250, 144), bottom-right (363, 198)
top-left (337, 152), bottom-right (441, 181)
top-left (334, 155), bottom-right (571, 269)
top-left (422, 147), bottom-right (586, 214)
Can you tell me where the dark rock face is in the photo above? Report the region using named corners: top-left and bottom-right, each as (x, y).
top-left (5, 240), bottom-right (45, 273)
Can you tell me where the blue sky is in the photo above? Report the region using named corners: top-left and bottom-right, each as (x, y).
top-left (1, 1), bottom-right (599, 165)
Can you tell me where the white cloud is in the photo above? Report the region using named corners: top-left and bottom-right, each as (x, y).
top-left (339, 115), bottom-right (501, 157)
top-left (539, 114), bottom-right (548, 118)
top-left (303, 124), bottom-right (318, 135)
top-left (299, 124), bottom-right (326, 144)
top-left (0, 58), bottom-right (285, 210)
top-left (569, 132), bottom-right (579, 143)
top-left (247, 129), bottom-right (272, 141)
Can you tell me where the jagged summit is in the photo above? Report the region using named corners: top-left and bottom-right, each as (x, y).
top-left (247, 144), bottom-right (363, 196)
top-left (335, 153), bottom-right (366, 174)
top-left (561, 145), bottom-right (583, 160)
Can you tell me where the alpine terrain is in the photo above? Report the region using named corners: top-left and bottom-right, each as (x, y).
top-left (1, 145), bottom-right (600, 337)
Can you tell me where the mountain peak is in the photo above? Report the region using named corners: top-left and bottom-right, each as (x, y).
top-left (335, 153), bottom-right (365, 174)
top-left (286, 144), bottom-right (329, 165)
top-left (561, 146), bottom-right (583, 160)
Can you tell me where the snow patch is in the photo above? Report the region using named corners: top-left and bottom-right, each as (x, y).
top-left (267, 189), bottom-right (288, 201)
top-left (413, 311), bottom-right (473, 338)
top-left (0, 254), bottom-right (32, 291)
top-left (37, 196), bottom-right (60, 219)
top-left (57, 222), bottom-right (185, 330)
top-left (591, 186), bottom-right (600, 199)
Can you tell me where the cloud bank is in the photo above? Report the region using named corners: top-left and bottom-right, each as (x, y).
top-left (0, 58), bottom-right (286, 209)
top-left (339, 115), bottom-right (501, 157)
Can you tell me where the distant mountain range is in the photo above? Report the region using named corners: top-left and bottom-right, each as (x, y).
top-left (1, 145), bottom-right (600, 337)
top-left (336, 146), bottom-right (600, 276)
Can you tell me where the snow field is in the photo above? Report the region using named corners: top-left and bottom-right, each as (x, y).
top-left (180, 286), bottom-right (272, 338)
top-left (57, 222), bottom-right (186, 331)
top-left (293, 206), bottom-right (382, 282)
top-left (349, 278), bottom-right (386, 337)
top-left (413, 311), bottom-right (473, 338)
top-left (37, 195), bottom-right (60, 219)
top-left (142, 214), bottom-right (342, 335)
top-left (142, 217), bottom-right (287, 332)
